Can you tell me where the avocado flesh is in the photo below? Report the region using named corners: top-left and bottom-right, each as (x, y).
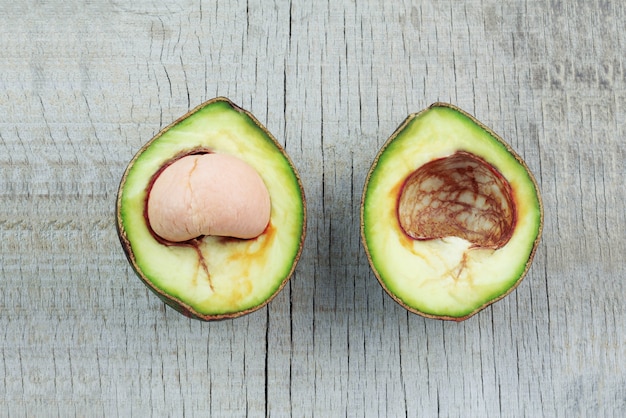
top-left (361, 103), bottom-right (542, 321)
top-left (117, 98), bottom-right (305, 319)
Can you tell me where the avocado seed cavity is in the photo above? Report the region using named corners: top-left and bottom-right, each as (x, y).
top-left (397, 151), bottom-right (515, 249)
top-left (147, 153), bottom-right (271, 242)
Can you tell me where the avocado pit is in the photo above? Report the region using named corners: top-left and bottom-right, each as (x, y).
top-left (397, 151), bottom-right (515, 249)
top-left (147, 152), bottom-right (271, 243)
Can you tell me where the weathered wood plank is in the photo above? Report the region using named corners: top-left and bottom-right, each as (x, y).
top-left (0, 0), bottom-right (624, 416)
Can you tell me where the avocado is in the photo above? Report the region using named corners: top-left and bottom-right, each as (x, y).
top-left (361, 103), bottom-right (542, 321)
top-left (116, 97), bottom-right (306, 320)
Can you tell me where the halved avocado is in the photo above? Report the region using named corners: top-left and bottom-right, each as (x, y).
top-left (361, 103), bottom-right (542, 321)
top-left (116, 97), bottom-right (306, 320)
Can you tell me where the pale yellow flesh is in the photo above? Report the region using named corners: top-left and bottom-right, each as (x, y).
top-left (119, 100), bottom-right (304, 316)
top-left (363, 106), bottom-right (542, 318)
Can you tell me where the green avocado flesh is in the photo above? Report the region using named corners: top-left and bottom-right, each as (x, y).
top-left (117, 98), bottom-right (305, 320)
top-left (361, 103), bottom-right (542, 321)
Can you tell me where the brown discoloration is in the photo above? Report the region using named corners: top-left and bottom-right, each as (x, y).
top-left (225, 222), bottom-right (276, 262)
top-left (397, 151), bottom-right (516, 249)
top-left (191, 239), bottom-right (212, 290)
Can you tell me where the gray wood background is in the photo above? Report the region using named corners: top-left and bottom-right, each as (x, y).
top-left (1, 0), bottom-right (624, 416)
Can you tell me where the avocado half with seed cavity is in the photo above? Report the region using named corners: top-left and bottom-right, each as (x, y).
top-left (361, 103), bottom-right (543, 321)
top-left (116, 97), bottom-right (306, 320)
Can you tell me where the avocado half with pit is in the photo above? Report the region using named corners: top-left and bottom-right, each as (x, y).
top-left (361, 103), bottom-right (542, 321)
top-left (116, 97), bottom-right (306, 320)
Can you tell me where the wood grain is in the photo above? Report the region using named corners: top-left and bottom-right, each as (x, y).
top-left (1, 0), bottom-right (624, 416)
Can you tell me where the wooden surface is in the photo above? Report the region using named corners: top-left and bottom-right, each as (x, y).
top-left (1, 0), bottom-right (624, 416)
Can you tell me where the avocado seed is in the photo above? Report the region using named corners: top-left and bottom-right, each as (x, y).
top-left (147, 153), bottom-right (271, 242)
top-left (397, 151), bottom-right (515, 249)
